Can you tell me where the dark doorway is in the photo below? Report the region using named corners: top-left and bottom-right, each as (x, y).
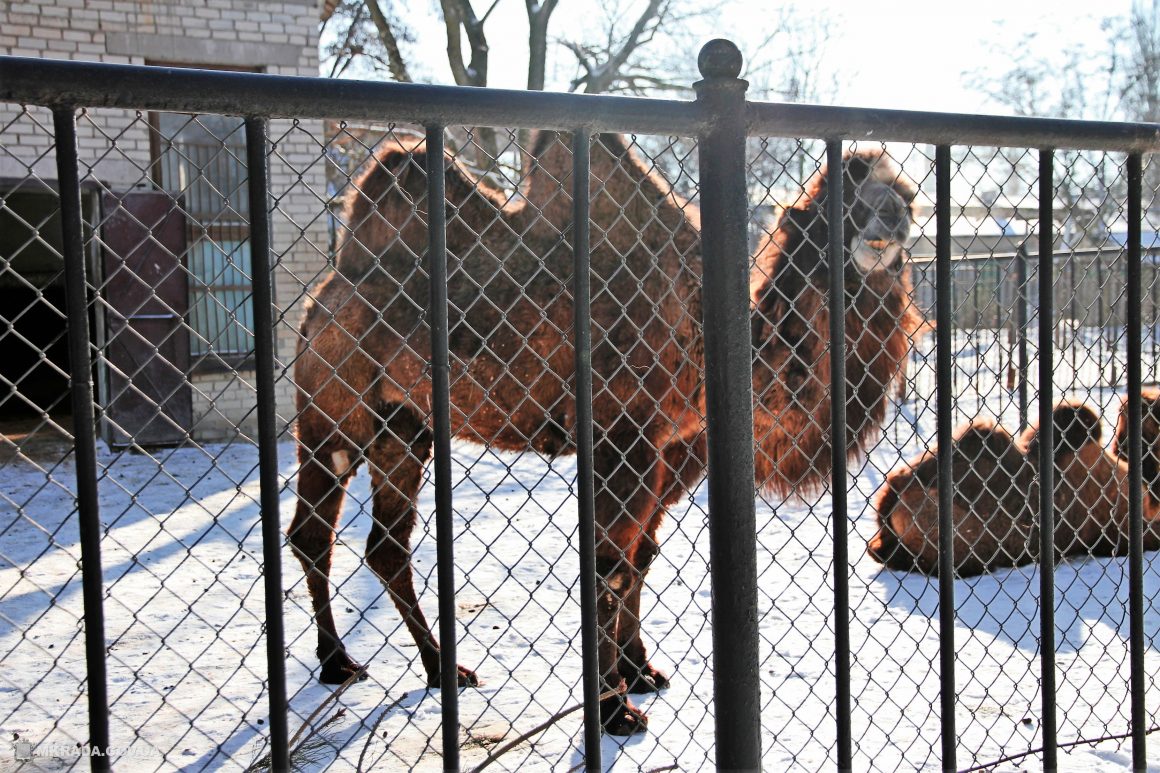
top-left (0, 186), bottom-right (195, 450)
top-left (0, 188), bottom-right (74, 423)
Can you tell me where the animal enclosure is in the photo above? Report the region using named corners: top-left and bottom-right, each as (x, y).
top-left (3, 44), bottom-right (1160, 771)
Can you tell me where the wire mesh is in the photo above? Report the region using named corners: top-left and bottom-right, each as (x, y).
top-left (1, 90), bottom-right (1159, 771)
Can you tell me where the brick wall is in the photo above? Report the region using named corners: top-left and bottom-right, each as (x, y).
top-left (1, 0), bottom-right (328, 443)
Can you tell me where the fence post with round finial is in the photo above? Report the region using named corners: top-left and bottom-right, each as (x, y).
top-left (694, 38), bottom-right (762, 771)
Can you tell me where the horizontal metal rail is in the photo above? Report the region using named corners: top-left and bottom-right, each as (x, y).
top-left (0, 56), bottom-right (705, 135)
top-left (4, 55), bottom-right (1160, 151)
top-left (909, 247), bottom-right (1160, 265)
top-left (747, 101), bottom-right (1160, 152)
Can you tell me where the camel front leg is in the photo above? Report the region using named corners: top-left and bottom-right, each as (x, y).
top-left (615, 537), bottom-right (669, 694)
top-left (616, 436), bottom-right (702, 693)
top-left (594, 549), bottom-right (648, 735)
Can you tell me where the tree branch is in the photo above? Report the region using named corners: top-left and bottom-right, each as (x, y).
top-left (609, 72), bottom-right (692, 95)
top-left (440, 0), bottom-right (488, 87)
top-left (328, 3), bottom-right (366, 78)
top-left (568, 0), bottom-right (668, 94)
top-left (363, 0), bottom-right (413, 82)
top-left (480, 0), bottom-right (505, 24)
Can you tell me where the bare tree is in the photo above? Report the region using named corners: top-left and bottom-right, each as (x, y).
top-left (321, 0), bottom-right (414, 81)
top-left (439, 0), bottom-right (491, 88)
top-left (563, 0), bottom-right (679, 94)
top-left (363, 0), bottom-right (413, 82)
top-left (320, 0), bottom-right (845, 213)
top-left (1116, 0), bottom-right (1160, 122)
top-left (321, 0), bottom-right (692, 170)
top-left (526, 0), bottom-right (560, 91)
top-left (964, 19), bottom-right (1141, 248)
top-left (321, 0), bottom-right (680, 96)
top-left (740, 3), bottom-right (843, 244)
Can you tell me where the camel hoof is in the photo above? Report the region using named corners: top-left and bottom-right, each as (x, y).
top-left (426, 665), bottom-right (480, 689)
top-left (600, 694), bottom-right (648, 736)
top-left (623, 663), bottom-right (670, 694)
top-left (319, 656), bottom-right (366, 685)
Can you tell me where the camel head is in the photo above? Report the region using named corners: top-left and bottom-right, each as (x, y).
top-left (753, 149), bottom-right (916, 312)
top-left (1113, 388), bottom-right (1160, 500)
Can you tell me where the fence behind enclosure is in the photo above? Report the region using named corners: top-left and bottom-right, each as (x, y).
top-left (2, 41), bottom-right (1160, 772)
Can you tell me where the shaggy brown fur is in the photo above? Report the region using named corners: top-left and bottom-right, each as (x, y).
top-left (1021, 400), bottom-right (1132, 557)
top-left (750, 153), bottom-right (921, 495)
top-left (867, 420), bottom-right (1037, 576)
top-left (290, 134), bottom-right (918, 734)
top-left (870, 396), bottom-right (1160, 577)
top-left (1111, 387), bottom-right (1160, 550)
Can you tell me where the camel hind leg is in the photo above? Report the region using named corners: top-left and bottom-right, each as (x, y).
top-left (615, 434), bottom-right (704, 694)
top-left (364, 402), bottom-right (479, 688)
top-left (591, 421), bottom-right (699, 734)
top-left (289, 444), bottom-right (364, 684)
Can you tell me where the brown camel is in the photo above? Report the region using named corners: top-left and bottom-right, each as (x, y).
top-left (290, 133), bottom-right (919, 734)
top-left (749, 151), bottom-right (920, 495)
top-left (867, 419), bottom-right (1037, 576)
top-left (869, 396), bottom-right (1160, 576)
top-left (1109, 387), bottom-right (1160, 551)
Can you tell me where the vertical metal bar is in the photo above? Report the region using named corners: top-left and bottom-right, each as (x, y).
top-left (243, 117), bottom-right (289, 773)
top-left (1096, 248), bottom-right (1106, 386)
top-left (934, 145), bottom-right (957, 773)
top-left (1037, 148), bottom-right (1058, 772)
top-left (425, 125), bottom-right (460, 772)
top-left (825, 138), bottom-right (853, 773)
top-left (1068, 249), bottom-right (1078, 374)
top-left (1126, 153), bottom-right (1146, 773)
top-left (1152, 250), bottom-right (1159, 383)
top-left (693, 40), bottom-right (761, 770)
top-left (1017, 244), bottom-right (1030, 432)
top-left (570, 131), bottom-right (602, 771)
top-left (54, 106), bottom-right (111, 773)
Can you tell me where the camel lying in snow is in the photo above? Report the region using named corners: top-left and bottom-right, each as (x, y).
top-left (290, 132), bottom-right (920, 733)
top-left (869, 394), bottom-right (1160, 576)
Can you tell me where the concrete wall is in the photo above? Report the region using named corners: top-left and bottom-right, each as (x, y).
top-left (1, 0), bottom-right (329, 442)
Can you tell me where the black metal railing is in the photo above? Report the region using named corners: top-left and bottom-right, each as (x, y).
top-left (3, 38), bottom-right (1160, 773)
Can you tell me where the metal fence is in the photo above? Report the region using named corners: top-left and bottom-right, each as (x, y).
top-left (2, 39), bottom-right (1160, 772)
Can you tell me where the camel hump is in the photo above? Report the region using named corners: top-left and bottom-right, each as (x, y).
top-left (1022, 400), bottom-right (1102, 458)
top-left (952, 420), bottom-right (1018, 463)
top-left (337, 137), bottom-right (431, 276)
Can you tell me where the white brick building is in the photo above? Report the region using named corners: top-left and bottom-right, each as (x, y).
top-left (0, 0), bottom-right (329, 443)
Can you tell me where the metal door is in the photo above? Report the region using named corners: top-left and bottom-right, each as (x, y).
top-left (100, 191), bottom-right (192, 447)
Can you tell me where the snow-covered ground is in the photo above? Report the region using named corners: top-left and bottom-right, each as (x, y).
top-left (4, 332), bottom-right (1160, 771)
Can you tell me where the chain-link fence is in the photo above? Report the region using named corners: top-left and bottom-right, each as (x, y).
top-left (3, 44), bottom-right (1160, 771)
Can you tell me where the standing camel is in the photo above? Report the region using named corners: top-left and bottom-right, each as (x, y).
top-left (290, 133), bottom-right (919, 733)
